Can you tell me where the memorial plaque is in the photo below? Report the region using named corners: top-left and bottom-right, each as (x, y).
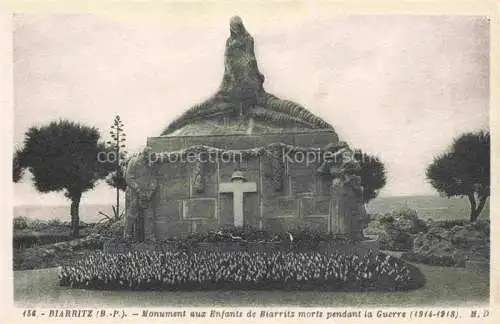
top-left (262, 198), bottom-right (299, 218)
top-left (157, 162), bottom-right (190, 198)
top-left (291, 173), bottom-right (317, 195)
top-left (184, 199), bottom-right (216, 220)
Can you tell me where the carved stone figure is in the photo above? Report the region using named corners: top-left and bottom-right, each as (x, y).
top-left (220, 15), bottom-right (265, 113)
top-left (160, 16), bottom-right (335, 136)
top-left (124, 147), bottom-right (158, 242)
top-left (316, 141), bottom-right (350, 175)
top-left (340, 170), bottom-right (367, 240)
top-left (330, 161), bottom-right (366, 240)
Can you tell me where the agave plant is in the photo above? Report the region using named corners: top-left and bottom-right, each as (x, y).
top-left (97, 205), bottom-right (125, 224)
top-left (97, 115), bottom-right (127, 230)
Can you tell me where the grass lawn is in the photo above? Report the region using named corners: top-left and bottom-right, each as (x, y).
top-left (14, 262), bottom-right (489, 307)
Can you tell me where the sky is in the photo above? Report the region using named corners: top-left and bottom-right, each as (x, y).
top-left (12, 13), bottom-right (489, 206)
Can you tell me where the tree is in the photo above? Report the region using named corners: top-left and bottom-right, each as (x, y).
top-left (103, 115), bottom-right (127, 221)
top-left (426, 131), bottom-right (490, 222)
top-left (14, 120), bottom-right (113, 237)
top-left (353, 151), bottom-right (387, 203)
top-left (13, 146), bottom-right (24, 183)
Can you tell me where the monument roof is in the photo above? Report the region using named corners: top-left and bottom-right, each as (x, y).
top-left (161, 16), bottom-right (336, 137)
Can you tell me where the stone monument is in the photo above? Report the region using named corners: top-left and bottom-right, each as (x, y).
top-left (124, 16), bottom-right (367, 241)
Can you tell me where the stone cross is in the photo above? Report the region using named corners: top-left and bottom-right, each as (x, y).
top-left (219, 171), bottom-right (257, 227)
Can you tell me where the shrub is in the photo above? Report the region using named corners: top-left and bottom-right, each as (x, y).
top-left (365, 213), bottom-right (380, 222)
top-left (432, 219), bottom-right (469, 230)
top-left (91, 217), bottom-right (125, 239)
top-left (473, 219), bottom-right (490, 237)
top-left (402, 251), bottom-right (456, 267)
top-left (108, 221), bottom-right (125, 237)
top-left (386, 208), bottom-right (428, 234)
top-left (183, 225), bottom-right (274, 243)
top-left (407, 218), bottom-right (490, 267)
top-left (13, 217), bottom-right (46, 231)
top-left (288, 227), bottom-right (326, 242)
top-left (27, 218), bottom-right (44, 230)
top-left (47, 219), bottom-right (64, 227)
top-left (13, 233), bottom-right (71, 249)
top-left (391, 207), bottom-right (418, 218)
top-left (379, 215), bottom-right (394, 225)
top-left (378, 229), bottom-right (413, 252)
top-left (13, 216), bottom-right (29, 230)
top-left (368, 208), bottom-right (427, 252)
top-left (59, 250), bottom-right (424, 291)
top-left (110, 227), bottom-right (356, 248)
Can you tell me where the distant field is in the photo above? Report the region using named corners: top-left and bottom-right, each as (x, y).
top-left (366, 195), bottom-right (490, 221)
top-left (13, 195), bottom-right (489, 223)
top-left (13, 204), bottom-right (117, 223)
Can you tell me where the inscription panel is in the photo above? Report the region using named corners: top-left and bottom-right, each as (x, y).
top-left (155, 199), bottom-right (182, 222)
top-left (262, 198), bottom-right (299, 218)
top-left (155, 221), bottom-right (190, 239)
top-left (314, 198), bottom-right (331, 214)
top-left (156, 162), bottom-right (190, 198)
top-left (218, 196), bottom-right (234, 227)
top-left (263, 218), bottom-right (302, 232)
top-left (301, 198), bottom-right (330, 216)
top-left (300, 217), bottom-right (329, 232)
top-left (291, 173), bottom-right (316, 195)
top-left (318, 175), bottom-right (332, 195)
top-left (260, 173), bottom-right (282, 198)
top-left (184, 199), bottom-right (216, 220)
top-left (243, 193), bottom-right (259, 227)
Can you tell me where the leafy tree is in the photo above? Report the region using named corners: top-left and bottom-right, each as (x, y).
top-left (13, 146), bottom-right (24, 183)
top-left (102, 115), bottom-right (127, 221)
top-left (14, 120), bottom-right (113, 237)
top-left (353, 151), bottom-right (387, 203)
top-left (426, 131), bottom-right (490, 222)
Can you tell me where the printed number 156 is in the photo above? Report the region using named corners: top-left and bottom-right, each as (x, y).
top-left (23, 310), bottom-right (36, 317)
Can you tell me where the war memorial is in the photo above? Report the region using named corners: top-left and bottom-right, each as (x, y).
top-left (123, 16), bottom-right (367, 242)
top-left (57, 17), bottom-right (425, 292)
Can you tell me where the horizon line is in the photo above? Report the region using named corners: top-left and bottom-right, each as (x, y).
top-left (13, 193), bottom-right (455, 208)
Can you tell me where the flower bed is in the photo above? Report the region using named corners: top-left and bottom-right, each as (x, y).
top-left (59, 250), bottom-right (424, 291)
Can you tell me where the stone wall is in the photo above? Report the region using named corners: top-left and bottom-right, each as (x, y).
top-left (142, 131), bottom-right (342, 239)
